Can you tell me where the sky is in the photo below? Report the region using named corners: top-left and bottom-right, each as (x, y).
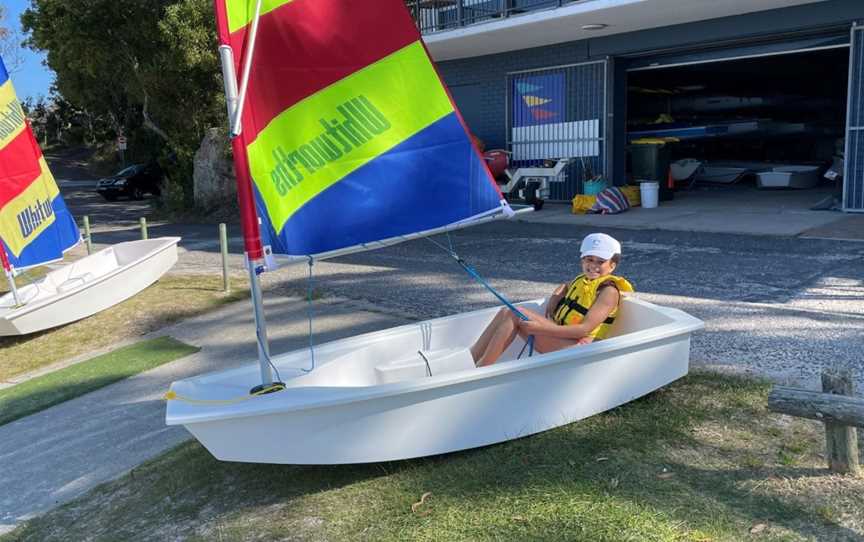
top-left (3, 0), bottom-right (54, 100)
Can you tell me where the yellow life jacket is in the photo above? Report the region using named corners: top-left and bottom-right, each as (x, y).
top-left (551, 274), bottom-right (634, 340)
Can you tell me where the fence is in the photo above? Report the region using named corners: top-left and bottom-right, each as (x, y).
top-left (405, 0), bottom-right (583, 34)
top-left (506, 60), bottom-right (607, 201)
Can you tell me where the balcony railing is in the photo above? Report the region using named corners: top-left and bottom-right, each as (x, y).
top-left (405, 0), bottom-right (580, 34)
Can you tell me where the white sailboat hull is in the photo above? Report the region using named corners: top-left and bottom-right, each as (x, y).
top-left (0, 237), bottom-right (180, 336)
top-left (166, 297), bottom-right (703, 464)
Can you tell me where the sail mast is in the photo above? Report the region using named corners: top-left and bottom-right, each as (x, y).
top-left (0, 244), bottom-right (21, 306)
top-left (214, 0), bottom-right (276, 390)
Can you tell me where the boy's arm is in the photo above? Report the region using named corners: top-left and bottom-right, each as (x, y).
top-left (545, 283), bottom-right (568, 319)
top-left (533, 286), bottom-right (620, 340)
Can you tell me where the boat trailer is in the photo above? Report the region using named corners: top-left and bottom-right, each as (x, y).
top-left (484, 151), bottom-right (573, 210)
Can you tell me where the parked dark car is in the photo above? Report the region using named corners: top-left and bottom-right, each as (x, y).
top-left (96, 162), bottom-right (163, 201)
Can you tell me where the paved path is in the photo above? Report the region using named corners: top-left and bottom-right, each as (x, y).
top-left (0, 295), bottom-right (406, 533)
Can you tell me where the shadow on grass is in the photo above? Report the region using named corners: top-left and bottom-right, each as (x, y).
top-left (5, 373), bottom-right (862, 541)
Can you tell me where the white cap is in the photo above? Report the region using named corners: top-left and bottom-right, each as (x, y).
top-left (580, 233), bottom-right (621, 260)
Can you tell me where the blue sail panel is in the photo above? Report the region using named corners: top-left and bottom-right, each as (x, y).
top-left (256, 113), bottom-right (502, 257)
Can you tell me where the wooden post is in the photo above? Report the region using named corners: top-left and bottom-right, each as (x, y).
top-left (768, 387), bottom-right (864, 427)
top-left (768, 369), bottom-right (863, 476)
top-left (83, 215), bottom-right (93, 254)
top-left (140, 217), bottom-right (148, 240)
top-left (822, 368), bottom-right (860, 476)
top-left (219, 223), bottom-right (230, 293)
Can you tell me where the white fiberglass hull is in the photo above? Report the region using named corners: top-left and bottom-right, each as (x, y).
top-left (0, 237), bottom-right (180, 336)
top-left (166, 297), bottom-right (703, 464)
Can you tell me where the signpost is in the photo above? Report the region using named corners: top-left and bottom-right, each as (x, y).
top-left (117, 136), bottom-right (127, 166)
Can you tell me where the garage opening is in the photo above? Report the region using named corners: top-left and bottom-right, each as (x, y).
top-left (625, 46), bottom-right (849, 210)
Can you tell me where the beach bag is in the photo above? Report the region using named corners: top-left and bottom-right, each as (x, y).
top-left (588, 187), bottom-right (630, 215)
top-left (619, 185), bottom-right (641, 207)
top-left (571, 194), bottom-right (596, 214)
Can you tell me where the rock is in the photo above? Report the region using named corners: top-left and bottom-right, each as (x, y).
top-left (193, 128), bottom-right (236, 211)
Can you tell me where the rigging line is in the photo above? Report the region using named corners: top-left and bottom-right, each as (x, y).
top-left (424, 236), bottom-right (527, 320)
top-left (424, 236), bottom-right (535, 358)
top-left (256, 318), bottom-right (283, 383)
top-left (417, 350), bottom-right (432, 377)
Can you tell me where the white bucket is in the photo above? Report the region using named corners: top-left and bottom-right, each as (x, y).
top-left (640, 181), bottom-right (659, 208)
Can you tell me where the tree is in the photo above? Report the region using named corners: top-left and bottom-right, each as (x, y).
top-left (22, 0), bottom-right (226, 205)
top-left (0, 5), bottom-right (24, 72)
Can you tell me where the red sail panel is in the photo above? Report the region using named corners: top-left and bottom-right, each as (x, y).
top-left (0, 127), bottom-right (44, 207)
top-left (225, 0), bottom-right (419, 143)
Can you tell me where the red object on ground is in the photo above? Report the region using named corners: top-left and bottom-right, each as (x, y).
top-left (483, 150), bottom-right (509, 180)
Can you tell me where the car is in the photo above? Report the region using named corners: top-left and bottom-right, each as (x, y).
top-left (96, 162), bottom-right (163, 201)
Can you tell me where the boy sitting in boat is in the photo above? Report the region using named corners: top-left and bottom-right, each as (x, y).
top-left (470, 233), bottom-right (634, 367)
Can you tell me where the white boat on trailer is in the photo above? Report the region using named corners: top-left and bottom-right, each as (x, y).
top-left (0, 237), bottom-right (180, 336)
top-left (166, 296), bottom-right (702, 464)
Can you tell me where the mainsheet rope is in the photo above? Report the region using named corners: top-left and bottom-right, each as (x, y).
top-left (428, 234), bottom-right (535, 358)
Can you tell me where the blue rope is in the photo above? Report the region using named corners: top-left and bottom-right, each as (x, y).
top-left (426, 236), bottom-right (535, 357)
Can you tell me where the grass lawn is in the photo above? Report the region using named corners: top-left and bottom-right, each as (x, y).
top-left (0, 336), bottom-right (198, 426)
top-left (0, 274), bottom-right (247, 382)
top-left (3, 372), bottom-right (862, 541)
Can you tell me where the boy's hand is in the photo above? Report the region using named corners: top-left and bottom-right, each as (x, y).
top-left (519, 317), bottom-right (550, 335)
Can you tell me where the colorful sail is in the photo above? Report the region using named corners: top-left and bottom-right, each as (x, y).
top-left (214, 0), bottom-right (506, 257)
top-left (0, 55), bottom-right (79, 271)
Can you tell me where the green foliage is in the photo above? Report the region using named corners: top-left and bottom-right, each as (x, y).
top-left (22, 0), bottom-right (228, 210)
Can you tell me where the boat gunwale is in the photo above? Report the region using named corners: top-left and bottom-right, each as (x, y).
top-left (167, 297), bottom-right (704, 425)
top-left (0, 236), bottom-right (181, 320)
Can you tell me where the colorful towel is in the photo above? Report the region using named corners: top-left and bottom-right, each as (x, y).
top-left (588, 187), bottom-right (630, 215)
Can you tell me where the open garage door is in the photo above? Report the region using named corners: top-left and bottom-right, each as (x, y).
top-left (625, 33), bottom-right (850, 210)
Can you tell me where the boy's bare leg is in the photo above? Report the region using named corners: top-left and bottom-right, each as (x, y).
top-left (475, 311), bottom-right (520, 367)
top-left (470, 308), bottom-right (510, 362)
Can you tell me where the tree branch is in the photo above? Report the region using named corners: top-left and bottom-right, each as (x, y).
top-left (142, 92), bottom-right (170, 142)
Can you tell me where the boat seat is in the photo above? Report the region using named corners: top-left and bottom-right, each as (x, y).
top-left (57, 273), bottom-right (95, 293)
top-left (375, 347), bottom-right (475, 384)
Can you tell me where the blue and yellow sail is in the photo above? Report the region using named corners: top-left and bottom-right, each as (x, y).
top-left (215, 0), bottom-right (506, 257)
top-left (0, 55), bottom-right (79, 271)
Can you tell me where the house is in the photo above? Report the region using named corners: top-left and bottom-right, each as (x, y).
top-left (408, 0), bottom-right (864, 211)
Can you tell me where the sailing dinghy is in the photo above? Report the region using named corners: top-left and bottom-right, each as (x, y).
top-left (165, 0), bottom-right (703, 464)
top-left (0, 54), bottom-right (180, 336)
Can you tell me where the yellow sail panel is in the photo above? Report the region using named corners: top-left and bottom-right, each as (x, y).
top-left (246, 41), bottom-right (453, 231)
top-left (0, 158), bottom-right (60, 257)
top-left (225, 0), bottom-right (296, 34)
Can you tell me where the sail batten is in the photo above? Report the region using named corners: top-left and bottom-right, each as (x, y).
top-left (217, 0), bottom-right (507, 259)
top-left (0, 55), bottom-right (79, 271)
